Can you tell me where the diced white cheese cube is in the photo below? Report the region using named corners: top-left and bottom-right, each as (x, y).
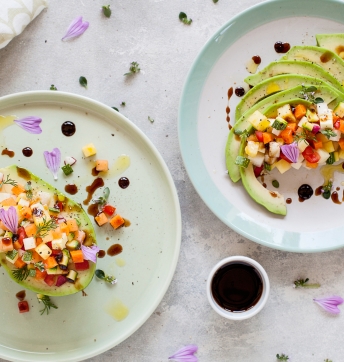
top-left (264, 154), bottom-right (277, 165)
top-left (272, 128), bottom-right (281, 136)
top-left (52, 233), bottom-right (68, 250)
top-left (245, 141), bottom-right (260, 157)
top-left (37, 191), bottom-right (51, 206)
top-left (269, 142), bottom-right (281, 158)
top-left (277, 104), bottom-right (296, 122)
top-left (18, 198), bottom-right (30, 208)
top-left (23, 237), bottom-right (37, 250)
top-left (316, 102), bottom-right (328, 116)
top-left (297, 139), bottom-right (309, 152)
top-left (248, 153), bottom-right (265, 167)
top-left (291, 162), bottom-right (303, 170)
top-left (317, 148), bottom-right (331, 165)
top-left (64, 156), bottom-right (76, 166)
top-left (258, 142), bottom-right (266, 153)
top-left (320, 110), bottom-right (333, 129)
top-left (298, 116), bottom-right (308, 128)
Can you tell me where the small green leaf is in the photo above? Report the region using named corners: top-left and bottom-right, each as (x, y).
top-left (124, 61), bottom-right (140, 76)
top-left (95, 269), bottom-right (106, 279)
top-left (121, 102), bottom-right (126, 106)
top-left (79, 76), bottom-right (88, 89)
top-left (304, 85), bottom-right (317, 93)
top-left (50, 84), bottom-right (57, 91)
top-left (272, 180), bottom-right (279, 188)
top-left (112, 107), bottom-right (119, 112)
top-left (148, 116), bottom-right (154, 123)
top-left (102, 5), bottom-right (111, 18)
top-left (179, 12), bottom-right (192, 25)
top-left (213, 0), bottom-right (219, 3)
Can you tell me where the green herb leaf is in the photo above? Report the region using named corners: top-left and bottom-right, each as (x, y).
top-left (293, 277), bottom-right (320, 288)
top-left (179, 12), bottom-right (192, 25)
top-left (276, 354), bottom-right (289, 361)
top-left (61, 164), bottom-right (73, 176)
top-left (50, 84), bottom-right (57, 91)
top-left (121, 102), bottom-right (126, 106)
top-left (95, 269), bottom-right (117, 284)
top-left (112, 107), bottom-right (119, 112)
top-left (102, 5), bottom-right (111, 18)
top-left (37, 294), bottom-right (58, 315)
top-left (321, 129), bottom-right (337, 139)
top-left (79, 76), bottom-right (88, 89)
top-left (213, 0), bottom-right (219, 3)
top-left (148, 116), bottom-right (154, 123)
top-left (314, 97), bottom-right (324, 104)
top-left (124, 61), bottom-right (140, 76)
top-left (272, 180), bottom-right (279, 188)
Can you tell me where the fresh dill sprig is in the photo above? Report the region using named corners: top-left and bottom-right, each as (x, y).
top-left (25, 181), bottom-right (33, 200)
top-left (293, 129), bottom-right (316, 143)
top-left (276, 354), bottom-right (289, 361)
top-left (12, 267), bottom-right (30, 281)
top-left (34, 218), bottom-right (58, 238)
top-left (0, 174), bottom-right (18, 188)
top-left (124, 61), bottom-right (140, 76)
top-left (37, 294), bottom-right (58, 315)
top-left (293, 278), bottom-right (320, 289)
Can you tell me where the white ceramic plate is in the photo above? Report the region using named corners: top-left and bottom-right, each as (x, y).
top-left (0, 91), bottom-right (181, 361)
top-left (179, 0), bottom-right (344, 252)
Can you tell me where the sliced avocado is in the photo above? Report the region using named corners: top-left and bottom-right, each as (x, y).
top-left (235, 74), bottom-right (332, 121)
top-left (282, 46), bottom-right (344, 85)
top-left (0, 165), bottom-right (97, 297)
top-left (226, 83), bottom-right (341, 182)
top-left (244, 60), bottom-right (344, 92)
top-left (316, 33), bottom-right (344, 58)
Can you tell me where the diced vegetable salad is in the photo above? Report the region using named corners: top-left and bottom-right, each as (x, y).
top-left (237, 101), bottom-right (344, 175)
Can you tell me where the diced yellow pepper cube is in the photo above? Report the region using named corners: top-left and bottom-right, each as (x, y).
top-left (35, 243), bottom-right (52, 260)
top-left (82, 143), bottom-right (97, 158)
top-left (334, 151), bottom-right (339, 162)
top-left (338, 149), bottom-right (344, 159)
top-left (322, 141), bottom-right (335, 153)
top-left (275, 159), bottom-right (291, 174)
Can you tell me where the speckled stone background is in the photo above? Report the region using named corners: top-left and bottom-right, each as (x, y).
top-left (1, 0), bottom-right (344, 361)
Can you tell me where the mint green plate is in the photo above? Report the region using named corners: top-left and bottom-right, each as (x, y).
top-left (179, 0), bottom-right (344, 253)
top-left (0, 91), bottom-right (181, 361)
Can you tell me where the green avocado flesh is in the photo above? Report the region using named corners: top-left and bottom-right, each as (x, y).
top-left (282, 46), bottom-right (344, 85)
top-left (226, 84), bottom-right (341, 183)
top-left (235, 74), bottom-right (336, 121)
top-left (0, 165), bottom-right (97, 296)
top-left (244, 60), bottom-right (344, 92)
top-left (316, 33), bottom-right (344, 56)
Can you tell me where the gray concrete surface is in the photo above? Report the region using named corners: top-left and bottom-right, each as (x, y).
top-left (1, 0), bottom-right (343, 361)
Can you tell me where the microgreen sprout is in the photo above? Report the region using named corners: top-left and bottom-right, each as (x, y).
top-left (95, 269), bottom-right (117, 284)
top-left (102, 5), bottom-right (111, 18)
top-left (34, 217), bottom-right (58, 238)
top-left (93, 187), bottom-right (110, 207)
top-left (50, 84), bottom-right (57, 91)
top-left (179, 12), bottom-right (192, 25)
top-left (25, 181), bottom-right (33, 200)
top-left (124, 61), bottom-right (140, 76)
top-left (299, 85), bottom-right (324, 104)
top-left (79, 76), bottom-right (88, 88)
top-left (293, 129), bottom-right (316, 143)
top-left (12, 267), bottom-right (30, 281)
top-left (0, 174), bottom-right (17, 188)
top-left (37, 294), bottom-right (58, 315)
top-left (293, 278), bottom-right (320, 289)
top-left (276, 354), bottom-right (289, 361)
top-left (148, 116), bottom-right (154, 123)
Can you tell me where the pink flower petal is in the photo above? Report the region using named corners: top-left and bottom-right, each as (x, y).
top-left (44, 148), bottom-right (61, 180)
top-left (14, 116), bottom-right (42, 134)
top-left (81, 244), bottom-right (100, 263)
top-left (169, 345), bottom-right (198, 362)
top-left (280, 142), bottom-right (299, 163)
top-left (0, 206), bottom-right (18, 234)
top-left (314, 296), bottom-right (344, 314)
top-left (62, 16), bottom-right (89, 41)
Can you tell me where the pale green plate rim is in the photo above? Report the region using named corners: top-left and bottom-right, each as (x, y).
top-left (178, 0), bottom-right (344, 253)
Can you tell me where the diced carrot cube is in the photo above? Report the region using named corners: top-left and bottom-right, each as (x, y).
top-left (313, 140), bottom-right (323, 150)
top-left (66, 219), bottom-right (78, 232)
top-left (20, 206), bottom-right (32, 219)
top-left (59, 222), bottom-right (70, 234)
top-left (306, 161), bottom-right (318, 168)
top-left (14, 258), bottom-right (27, 269)
top-left (36, 237), bottom-right (43, 246)
top-left (25, 223), bottom-right (37, 237)
top-left (286, 123), bottom-right (297, 132)
top-left (41, 230), bottom-right (53, 243)
top-left (31, 250), bottom-right (43, 263)
top-left (70, 250), bottom-right (84, 264)
top-left (339, 138), bottom-right (344, 150)
top-left (44, 256), bottom-right (58, 269)
top-left (1, 197), bottom-right (16, 206)
top-left (316, 133), bottom-right (329, 143)
top-left (13, 239), bottom-right (23, 250)
top-left (294, 104), bottom-right (307, 120)
top-left (95, 212), bottom-right (108, 226)
top-left (109, 214), bottom-right (125, 229)
top-left (95, 160), bottom-right (109, 172)
top-left (338, 120), bottom-right (344, 133)
top-left (262, 132), bottom-right (274, 144)
top-left (11, 184), bottom-right (25, 196)
top-left (52, 227), bottom-right (62, 239)
top-left (35, 269), bottom-right (47, 280)
top-left (280, 129), bottom-right (294, 144)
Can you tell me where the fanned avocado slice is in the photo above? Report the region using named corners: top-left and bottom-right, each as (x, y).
top-left (237, 99), bottom-right (314, 216)
top-left (316, 33), bottom-right (344, 57)
top-left (226, 84), bottom-right (341, 183)
top-left (0, 165), bottom-right (97, 296)
top-left (244, 60), bottom-right (344, 92)
top-left (235, 74), bottom-right (334, 121)
top-left (282, 46), bottom-right (344, 85)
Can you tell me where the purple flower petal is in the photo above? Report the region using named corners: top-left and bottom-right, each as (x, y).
top-left (44, 148), bottom-right (61, 180)
top-left (81, 244), bottom-right (100, 264)
top-left (280, 142), bottom-right (299, 163)
top-left (0, 206), bottom-right (18, 234)
top-left (62, 16), bottom-right (89, 41)
top-left (14, 116), bottom-right (42, 134)
top-left (314, 296), bottom-right (344, 314)
top-left (169, 345), bottom-right (198, 362)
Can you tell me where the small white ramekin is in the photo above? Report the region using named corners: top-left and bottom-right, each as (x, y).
top-left (206, 256), bottom-right (270, 320)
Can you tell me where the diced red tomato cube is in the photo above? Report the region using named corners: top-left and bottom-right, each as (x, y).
top-left (103, 204), bottom-right (116, 216)
top-left (255, 131), bottom-right (263, 142)
top-left (18, 301), bottom-right (29, 313)
top-left (74, 260), bottom-right (89, 271)
top-left (44, 274), bottom-right (56, 286)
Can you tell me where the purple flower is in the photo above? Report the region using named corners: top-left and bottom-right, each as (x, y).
top-left (62, 16), bottom-right (89, 41)
top-left (169, 345), bottom-right (198, 362)
top-left (314, 296), bottom-right (344, 314)
top-left (280, 142), bottom-right (299, 163)
top-left (0, 206), bottom-right (18, 234)
top-left (81, 244), bottom-right (100, 264)
top-left (44, 148), bottom-right (61, 180)
top-left (14, 116), bottom-right (42, 134)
